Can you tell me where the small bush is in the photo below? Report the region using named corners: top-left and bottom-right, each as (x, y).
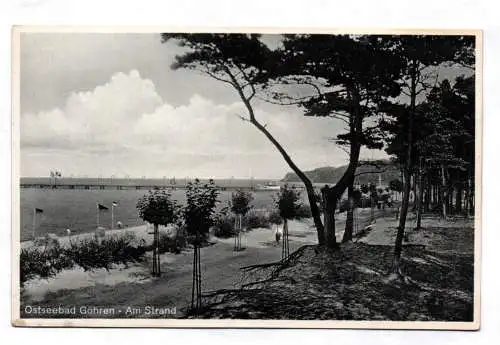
top-left (212, 213), bottom-right (236, 238)
top-left (295, 204), bottom-right (312, 219)
top-left (245, 211), bottom-right (270, 229)
top-left (268, 211), bottom-right (283, 233)
top-left (158, 231), bottom-right (186, 254)
top-left (212, 209), bottom-right (271, 237)
top-left (20, 245), bottom-right (73, 285)
top-left (66, 238), bottom-right (114, 271)
top-left (72, 234), bottom-right (146, 270)
top-left (103, 233), bottom-right (147, 266)
top-left (268, 211), bottom-right (283, 226)
top-left (20, 233), bottom-right (153, 285)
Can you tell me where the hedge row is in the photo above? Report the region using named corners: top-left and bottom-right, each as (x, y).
top-left (20, 231), bottom-right (185, 285)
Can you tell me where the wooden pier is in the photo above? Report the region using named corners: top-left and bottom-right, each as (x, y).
top-left (19, 177), bottom-right (318, 192)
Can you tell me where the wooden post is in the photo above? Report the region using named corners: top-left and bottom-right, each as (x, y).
top-left (111, 204), bottom-right (115, 230)
top-left (32, 208), bottom-right (37, 240)
top-left (96, 203), bottom-right (100, 228)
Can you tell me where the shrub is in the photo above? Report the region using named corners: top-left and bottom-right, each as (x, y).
top-left (20, 245), bottom-right (73, 285)
top-left (66, 238), bottom-right (113, 271)
top-left (268, 210), bottom-right (283, 225)
top-left (158, 230), bottom-right (186, 254)
top-left (102, 233), bottom-right (147, 266)
top-left (295, 204), bottom-right (312, 219)
top-left (212, 208), bottom-right (270, 237)
top-left (212, 212), bottom-right (236, 238)
top-left (66, 233), bottom-right (146, 271)
top-left (20, 233), bottom-right (149, 285)
top-left (245, 211), bottom-right (270, 229)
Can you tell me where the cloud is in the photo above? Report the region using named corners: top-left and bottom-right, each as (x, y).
top-left (22, 70), bottom-right (163, 148)
top-left (20, 69), bottom-right (370, 178)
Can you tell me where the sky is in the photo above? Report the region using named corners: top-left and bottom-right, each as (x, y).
top-left (19, 33), bottom-right (464, 179)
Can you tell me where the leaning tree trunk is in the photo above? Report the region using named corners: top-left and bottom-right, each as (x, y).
top-left (322, 188), bottom-right (339, 249)
top-left (392, 60), bottom-right (418, 276)
top-left (393, 167), bottom-right (411, 275)
top-left (325, 96), bottom-right (362, 248)
top-left (238, 92), bottom-right (325, 245)
top-left (341, 109), bottom-right (360, 244)
top-left (342, 184), bottom-right (355, 243)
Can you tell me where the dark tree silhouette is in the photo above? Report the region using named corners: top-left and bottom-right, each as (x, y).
top-left (379, 35), bottom-right (475, 277)
top-left (162, 34), bottom-right (405, 249)
top-left (259, 35), bottom-right (404, 245)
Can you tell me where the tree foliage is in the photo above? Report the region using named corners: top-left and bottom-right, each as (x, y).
top-left (275, 185), bottom-right (303, 220)
top-left (137, 189), bottom-right (179, 276)
top-left (230, 189), bottom-right (254, 216)
top-left (136, 189), bottom-right (179, 226)
top-left (378, 35), bottom-right (475, 275)
top-left (274, 35), bottom-right (404, 150)
top-left (184, 178), bottom-right (220, 241)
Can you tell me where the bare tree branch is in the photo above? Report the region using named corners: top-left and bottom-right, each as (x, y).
top-left (234, 64), bottom-right (256, 100)
top-left (202, 67), bottom-right (235, 87)
top-left (234, 113), bottom-right (251, 123)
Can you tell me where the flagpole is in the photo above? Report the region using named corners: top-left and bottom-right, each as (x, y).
top-left (111, 204), bottom-right (114, 230)
top-left (96, 202), bottom-right (100, 228)
top-left (32, 207), bottom-right (36, 240)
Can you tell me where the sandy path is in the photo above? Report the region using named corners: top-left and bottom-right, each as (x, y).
top-left (21, 223), bottom-right (158, 249)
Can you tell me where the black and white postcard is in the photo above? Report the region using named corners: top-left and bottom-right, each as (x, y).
top-left (11, 27), bottom-right (482, 329)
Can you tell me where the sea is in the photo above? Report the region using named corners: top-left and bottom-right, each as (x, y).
top-left (19, 181), bottom-right (303, 242)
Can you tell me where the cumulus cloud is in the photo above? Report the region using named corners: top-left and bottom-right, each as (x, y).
top-left (21, 69), bottom-right (380, 178)
top-left (22, 70), bottom-right (162, 148)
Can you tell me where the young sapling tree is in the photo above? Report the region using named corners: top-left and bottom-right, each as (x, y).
top-left (137, 189), bottom-right (179, 277)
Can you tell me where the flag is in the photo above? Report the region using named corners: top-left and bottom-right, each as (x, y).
top-left (35, 208), bottom-right (43, 213)
top-left (112, 201), bottom-right (118, 207)
top-left (98, 203), bottom-right (109, 211)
